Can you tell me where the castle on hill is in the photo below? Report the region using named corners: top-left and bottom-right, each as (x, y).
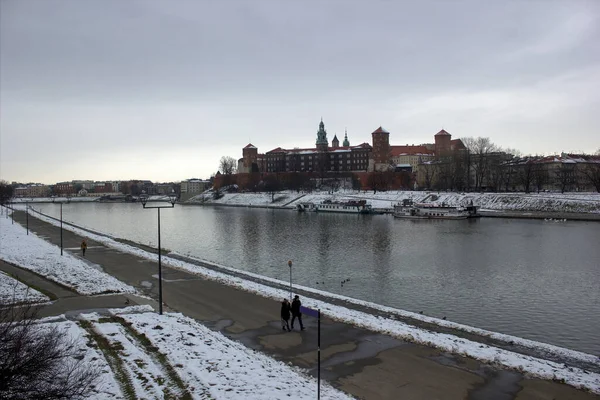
top-left (237, 120), bottom-right (465, 175)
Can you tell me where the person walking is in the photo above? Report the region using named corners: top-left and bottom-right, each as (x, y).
top-left (280, 298), bottom-right (291, 331)
top-left (80, 239), bottom-right (87, 257)
top-left (291, 295), bottom-right (304, 331)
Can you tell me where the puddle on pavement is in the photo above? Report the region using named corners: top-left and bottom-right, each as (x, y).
top-left (469, 369), bottom-right (522, 400)
top-left (211, 319), bottom-right (234, 332)
top-left (428, 353), bottom-right (461, 368)
top-left (319, 334), bottom-right (406, 370)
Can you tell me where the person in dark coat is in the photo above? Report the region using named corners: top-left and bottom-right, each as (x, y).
top-left (80, 239), bottom-right (87, 257)
top-left (280, 298), bottom-right (291, 331)
top-left (291, 295), bottom-right (304, 330)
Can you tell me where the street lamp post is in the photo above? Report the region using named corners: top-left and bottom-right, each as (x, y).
top-left (26, 201), bottom-right (29, 235)
top-left (288, 260), bottom-right (293, 301)
top-left (141, 193), bottom-right (177, 315)
top-left (60, 202), bottom-right (63, 256)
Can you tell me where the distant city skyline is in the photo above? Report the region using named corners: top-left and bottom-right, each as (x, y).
top-left (1, 0), bottom-right (599, 184)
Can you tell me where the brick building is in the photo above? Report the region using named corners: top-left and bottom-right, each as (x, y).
top-left (13, 184), bottom-right (51, 197)
top-left (53, 182), bottom-right (75, 195)
top-left (238, 121), bottom-right (465, 175)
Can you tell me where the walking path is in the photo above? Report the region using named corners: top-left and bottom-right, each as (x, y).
top-left (3, 211), bottom-right (598, 400)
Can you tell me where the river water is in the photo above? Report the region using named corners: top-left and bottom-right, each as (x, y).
top-left (34, 202), bottom-right (600, 355)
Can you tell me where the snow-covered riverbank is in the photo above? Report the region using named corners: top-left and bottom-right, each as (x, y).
top-left (0, 215), bottom-right (136, 295)
top-left (188, 190), bottom-right (600, 215)
top-left (15, 209), bottom-right (600, 394)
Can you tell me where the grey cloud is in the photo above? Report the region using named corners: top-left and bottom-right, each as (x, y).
top-left (1, 0), bottom-right (599, 182)
top-left (3, 0), bottom-right (598, 101)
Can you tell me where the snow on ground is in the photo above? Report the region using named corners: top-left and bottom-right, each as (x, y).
top-left (71, 307), bottom-right (353, 399)
top-left (43, 317), bottom-right (125, 399)
top-left (0, 215), bottom-right (136, 295)
top-left (10, 197), bottom-right (98, 203)
top-left (97, 309), bottom-right (353, 400)
top-left (0, 270), bottom-right (49, 304)
top-left (189, 190), bottom-right (600, 213)
top-left (27, 210), bottom-right (600, 394)
top-left (93, 321), bottom-right (184, 399)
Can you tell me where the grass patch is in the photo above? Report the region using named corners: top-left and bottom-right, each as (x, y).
top-left (110, 315), bottom-right (194, 400)
top-left (78, 320), bottom-right (137, 400)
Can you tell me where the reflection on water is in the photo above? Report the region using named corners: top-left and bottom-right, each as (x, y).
top-left (36, 202), bottom-right (600, 355)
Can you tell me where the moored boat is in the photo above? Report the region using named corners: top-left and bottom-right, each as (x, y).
top-left (296, 202), bottom-right (316, 212)
top-left (314, 199), bottom-right (373, 214)
top-left (393, 199), bottom-right (475, 220)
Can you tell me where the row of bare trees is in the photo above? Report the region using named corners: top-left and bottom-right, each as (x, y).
top-left (422, 138), bottom-right (600, 193)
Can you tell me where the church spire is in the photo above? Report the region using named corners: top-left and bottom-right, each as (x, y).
top-left (332, 134), bottom-right (339, 148)
top-left (343, 128), bottom-right (350, 147)
top-left (316, 118), bottom-right (329, 151)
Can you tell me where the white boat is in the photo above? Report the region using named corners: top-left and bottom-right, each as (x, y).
top-left (314, 199), bottom-right (373, 214)
top-left (393, 199), bottom-right (474, 220)
top-left (296, 202), bottom-right (316, 212)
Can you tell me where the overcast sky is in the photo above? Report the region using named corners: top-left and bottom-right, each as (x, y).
top-left (1, 0), bottom-right (599, 184)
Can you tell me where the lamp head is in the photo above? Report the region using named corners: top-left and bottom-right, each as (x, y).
top-left (140, 193), bottom-right (148, 206)
top-left (169, 190), bottom-right (177, 205)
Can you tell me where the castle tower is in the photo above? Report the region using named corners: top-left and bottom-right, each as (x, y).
top-left (343, 129), bottom-right (350, 147)
top-left (242, 143), bottom-right (258, 173)
top-left (315, 119), bottom-right (329, 152)
top-left (332, 134), bottom-right (339, 148)
top-left (434, 129), bottom-right (452, 158)
top-left (369, 126), bottom-right (390, 171)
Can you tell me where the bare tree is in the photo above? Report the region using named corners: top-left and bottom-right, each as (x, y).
top-left (0, 300), bottom-right (100, 399)
top-left (420, 162), bottom-right (438, 190)
top-left (516, 158), bottom-right (536, 193)
top-left (580, 163), bottom-right (600, 192)
top-left (367, 171), bottom-right (394, 193)
top-left (451, 153), bottom-right (468, 191)
top-left (532, 164), bottom-right (549, 193)
top-left (0, 180), bottom-right (14, 205)
top-left (555, 163), bottom-right (576, 193)
top-left (262, 174), bottom-right (281, 201)
top-left (463, 137), bottom-right (499, 190)
top-left (219, 156), bottom-right (237, 175)
top-left (501, 162), bottom-right (514, 192)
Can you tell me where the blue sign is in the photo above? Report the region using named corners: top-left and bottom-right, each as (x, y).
top-left (300, 306), bottom-right (319, 318)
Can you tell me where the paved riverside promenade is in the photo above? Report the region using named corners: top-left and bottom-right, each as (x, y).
top-left (3, 212), bottom-right (598, 400)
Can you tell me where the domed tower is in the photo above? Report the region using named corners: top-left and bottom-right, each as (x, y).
top-left (434, 129), bottom-right (452, 158)
top-left (315, 119), bottom-right (329, 152)
top-left (332, 134), bottom-right (339, 148)
top-left (370, 126), bottom-right (390, 171)
top-left (242, 143), bottom-right (258, 173)
top-left (343, 129), bottom-right (350, 147)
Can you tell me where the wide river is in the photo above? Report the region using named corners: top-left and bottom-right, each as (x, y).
top-left (35, 202), bottom-right (600, 355)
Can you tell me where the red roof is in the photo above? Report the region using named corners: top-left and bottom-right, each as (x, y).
top-left (243, 143), bottom-right (257, 149)
top-left (435, 129), bottom-right (451, 136)
top-left (371, 126), bottom-right (390, 134)
top-left (390, 145), bottom-right (433, 157)
top-left (450, 139), bottom-right (466, 150)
